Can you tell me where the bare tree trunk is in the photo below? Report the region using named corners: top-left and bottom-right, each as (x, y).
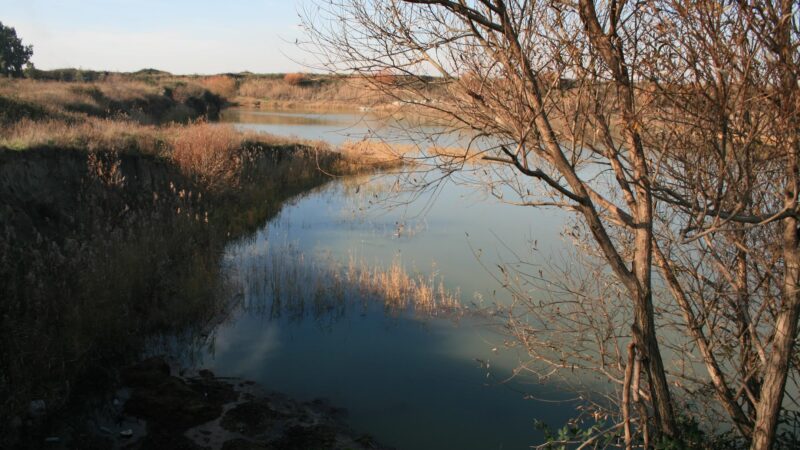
top-left (623, 342), bottom-right (635, 450)
top-left (752, 85), bottom-right (799, 450)
top-left (653, 243), bottom-right (755, 437)
top-left (576, 0), bottom-right (677, 437)
top-left (751, 2), bottom-right (800, 446)
top-left (751, 212), bottom-right (800, 449)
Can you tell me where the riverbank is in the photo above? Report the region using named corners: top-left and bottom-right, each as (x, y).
top-left (17, 356), bottom-right (391, 449)
top-left (0, 76), bottom-right (400, 447)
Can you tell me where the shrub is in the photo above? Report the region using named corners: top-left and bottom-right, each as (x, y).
top-left (373, 69), bottom-right (397, 86)
top-left (168, 123), bottom-right (245, 188)
top-left (199, 75), bottom-right (237, 98)
top-left (283, 72), bottom-right (307, 86)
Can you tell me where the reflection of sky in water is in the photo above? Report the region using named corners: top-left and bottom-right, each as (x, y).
top-left (221, 108), bottom-right (466, 148)
top-left (201, 111), bottom-right (584, 449)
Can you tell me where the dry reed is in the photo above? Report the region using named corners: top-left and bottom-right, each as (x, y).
top-left (337, 139), bottom-right (413, 169)
top-left (198, 75), bottom-right (238, 97)
top-left (234, 244), bottom-right (461, 320)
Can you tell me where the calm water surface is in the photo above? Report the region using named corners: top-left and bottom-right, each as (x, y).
top-left (204, 108), bottom-right (579, 449)
top-left (222, 107), bottom-right (463, 147)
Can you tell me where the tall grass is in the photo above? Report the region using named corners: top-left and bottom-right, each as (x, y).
top-left (0, 77), bottom-right (223, 125)
top-left (1, 117), bottom-right (164, 153)
top-left (232, 243), bottom-right (461, 321)
top-left (168, 123), bottom-right (248, 188)
top-left (237, 76), bottom-right (388, 106)
top-left (198, 75), bottom-right (238, 97)
top-left (337, 139), bottom-right (413, 169)
top-left (0, 73), bottom-right (419, 443)
top-left (0, 132), bottom-right (351, 442)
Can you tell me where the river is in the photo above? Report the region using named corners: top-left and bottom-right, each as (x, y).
top-left (199, 107), bottom-right (584, 449)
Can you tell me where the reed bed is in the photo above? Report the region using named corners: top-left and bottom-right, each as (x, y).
top-left (231, 243), bottom-right (462, 322)
top-left (337, 139), bottom-right (414, 169)
top-left (237, 76), bottom-right (389, 106)
top-left (0, 114), bottom-right (361, 189)
top-left (197, 75), bottom-right (238, 98)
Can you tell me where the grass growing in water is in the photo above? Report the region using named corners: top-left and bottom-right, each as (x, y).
top-left (229, 242), bottom-right (462, 323)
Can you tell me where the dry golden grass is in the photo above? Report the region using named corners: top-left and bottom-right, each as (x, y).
top-left (237, 76), bottom-right (387, 106)
top-left (198, 75), bottom-right (238, 97)
top-left (0, 78), bottom-right (158, 112)
top-left (241, 243), bottom-right (461, 319)
top-left (0, 76), bottom-right (415, 191)
top-left (1, 117), bottom-right (163, 154)
top-left (168, 123), bottom-right (250, 188)
top-left (0, 77), bottom-right (228, 127)
top-left (346, 257), bottom-right (461, 317)
top-left (283, 73), bottom-right (307, 86)
top-left (1, 113), bottom-right (411, 189)
top-left (337, 139), bottom-right (413, 169)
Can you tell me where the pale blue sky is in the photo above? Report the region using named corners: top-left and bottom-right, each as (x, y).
top-left (0, 0), bottom-right (312, 74)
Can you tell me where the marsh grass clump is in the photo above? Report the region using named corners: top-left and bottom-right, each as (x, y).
top-left (337, 140), bottom-right (411, 170)
top-left (169, 123), bottom-right (248, 188)
top-left (233, 243), bottom-right (461, 322)
top-left (283, 72), bottom-right (308, 86)
top-left (198, 75), bottom-right (238, 98)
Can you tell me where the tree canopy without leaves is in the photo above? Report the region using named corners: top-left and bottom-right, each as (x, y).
top-left (304, 1), bottom-right (799, 448)
top-left (0, 22), bottom-right (32, 78)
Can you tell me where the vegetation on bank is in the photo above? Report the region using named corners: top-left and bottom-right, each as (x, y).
top-left (13, 67), bottom-right (447, 111)
top-left (0, 76), bottom-right (225, 128)
top-left (0, 72), bottom-right (405, 447)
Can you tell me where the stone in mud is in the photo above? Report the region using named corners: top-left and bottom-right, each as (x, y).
top-left (123, 358), bottom-right (236, 432)
top-left (220, 400), bottom-right (291, 437)
top-left (117, 357), bottom-right (393, 450)
top-left (122, 357), bottom-right (171, 387)
top-left (28, 399), bottom-right (47, 418)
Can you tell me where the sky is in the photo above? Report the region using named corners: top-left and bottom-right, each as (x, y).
top-left (0, 0), bottom-right (313, 74)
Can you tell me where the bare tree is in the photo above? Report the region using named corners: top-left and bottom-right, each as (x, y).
top-left (303, 1), bottom-right (799, 447)
top-left (636, 2), bottom-right (800, 448)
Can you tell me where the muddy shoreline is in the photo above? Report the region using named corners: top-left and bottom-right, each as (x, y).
top-left (17, 357), bottom-right (390, 450)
